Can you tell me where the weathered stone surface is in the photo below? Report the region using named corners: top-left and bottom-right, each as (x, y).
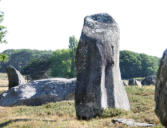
top-left (0, 78), bottom-right (76, 106)
top-left (136, 80), bottom-right (142, 87)
top-left (75, 13), bottom-right (130, 119)
top-left (6, 65), bottom-right (26, 89)
top-left (128, 78), bottom-right (136, 85)
top-left (155, 49), bottom-right (167, 127)
top-left (122, 80), bottom-right (128, 86)
top-left (141, 75), bottom-right (156, 85)
top-left (112, 118), bottom-right (154, 127)
top-left (128, 78), bottom-right (142, 87)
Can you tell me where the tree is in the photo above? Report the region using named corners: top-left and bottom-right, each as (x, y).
top-left (0, 11), bottom-right (8, 66)
top-left (22, 57), bottom-right (52, 80)
top-left (0, 53), bottom-right (8, 65)
top-left (0, 11), bottom-right (7, 44)
top-left (51, 49), bottom-right (71, 78)
top-left (68, 36), bottom-right (78, 77)
top-left (120, 50), bottom-right (160, 79)
top-left (139, 54), bottom-right (159, 77)
top-left (120, 50), bottom-right (142, 79)
top-left (0, 49), bottom-right (53, 72)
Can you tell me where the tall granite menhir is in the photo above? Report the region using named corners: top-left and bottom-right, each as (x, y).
top-left (155, 49), bottom-right (167, 127)
top-left (75, 13), bottom-right (130, 119)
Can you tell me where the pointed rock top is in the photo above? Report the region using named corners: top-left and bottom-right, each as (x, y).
top-left (6, 65), bottom-right (26, 89)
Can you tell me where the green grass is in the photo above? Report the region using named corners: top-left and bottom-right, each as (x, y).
top-left (0, 86), bottom-right (164, 128)
top-left (0, 73), bottom-right (8, 80)
top-left (135, 77), bottom-right (145, 81)
top-left (0, 73), bottom-right (164, 128)
top-left (13, 101), bottom-right (75, 118)
top-left (0, 73), bottom-right (8, 87)
top-left (100, 108), bottom-right (128, 118)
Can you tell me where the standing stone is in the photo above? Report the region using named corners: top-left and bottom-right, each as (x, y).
top-left (6, 65), bottom-right (26, 89)
top-left (155, 49), bottom-right (167, 127)
top-left (135, 80), bottom-right (142, 87)
top-left (128, 78), bottom-right (136, 85)
top-left (122, 80), bottom-right (128, 86)
top-left (128, 78), bottom-right (142, 87)
top-left (75, 13), bottom-right (130, 119)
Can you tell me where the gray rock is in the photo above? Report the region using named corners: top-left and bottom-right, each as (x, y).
top-left (136, 80), bottom-right (142, 87)
top-left (128, 78), bottom-right (142, 87)
top-left (6, 65), bottom-right (26, 89)
top-left (122, 80), bottom-right (128, 86)
top-left (112, 118), bottom-right (154, 127)
top-left (75, 13), bottom-right (130, 119)
top-left (128, 78), bottom-right (136, 85)
top-left (141, 75), bottom-right (156, 85)
top-left (0, 78), bottom-right (76, 106)
top-left (155, 49), bottom-right (167, 127)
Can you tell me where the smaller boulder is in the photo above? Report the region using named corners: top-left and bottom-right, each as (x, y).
top-left (128, 78), bottom-right (142, 87)
top-left (122, 80), bottom-right (128, 86)
top-left (0, 78), bottom-right (76, 106)
top-left (136, 80), bottom-right (142, 87)
top-left (128, 78), bottom-right (136, 85)
top-left (112, 118), bottom-right (154, 127)
top-left (6, 65), bottom-right (26, 89)
top-left (141, 75), bottom-right (156, 85)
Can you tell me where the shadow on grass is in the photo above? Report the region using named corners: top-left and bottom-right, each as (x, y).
top-left (0, 118), bottom-right (57, 128)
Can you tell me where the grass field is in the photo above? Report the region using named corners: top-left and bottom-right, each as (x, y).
top-left (0, 73), bottom-right (163, 128)
top-left (0, 73), bottom-right (8, 87)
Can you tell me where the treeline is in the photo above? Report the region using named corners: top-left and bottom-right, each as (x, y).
top-left (22, 36), bottom-right (78, 79)
top-left (0, 11), bottom-right (8, 64)
top-left (0, 49), bottom-right (53, 72)
top-left (0, 49), bottom-right (160, 80)
top-left (0, 11), bottom-right (7, 44)
top-left (21, 49), bottom-right (74, 80)
top-left (120, 50), bottom-right (159, 79)
top-left (49, 50), bottom-right (160, 79)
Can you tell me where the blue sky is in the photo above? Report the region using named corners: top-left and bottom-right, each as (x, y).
top-left (0, 0), bottom-right (167, 57)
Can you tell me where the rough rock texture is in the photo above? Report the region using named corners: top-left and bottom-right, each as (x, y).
top-left (0, 78), bottom-right (76, 106)
top-left (155, 49), bottom-right (167, 127)
top-left (122, 80), bottom-right (128, 86)
top-left (128, 78), bottom-right (142, 87)
top-left (128, 78), bottom-right (136, 85)
top-left (6, 65), bottom-right (26, 89)
top-left (136, 80), bottom-right (142, 87)
top-left (141, 75), bottom-right (156, 85)
top-left (112, 118), bottom-right (154, 127)
top-left (75, 13), bottom-right (130, 119)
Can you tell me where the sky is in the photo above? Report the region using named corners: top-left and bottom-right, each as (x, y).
top-left (0, 0), bottom-right (167, 57)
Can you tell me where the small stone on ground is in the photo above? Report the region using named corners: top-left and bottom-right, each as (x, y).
top-left (112, 118), bottom-right (154, 127)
